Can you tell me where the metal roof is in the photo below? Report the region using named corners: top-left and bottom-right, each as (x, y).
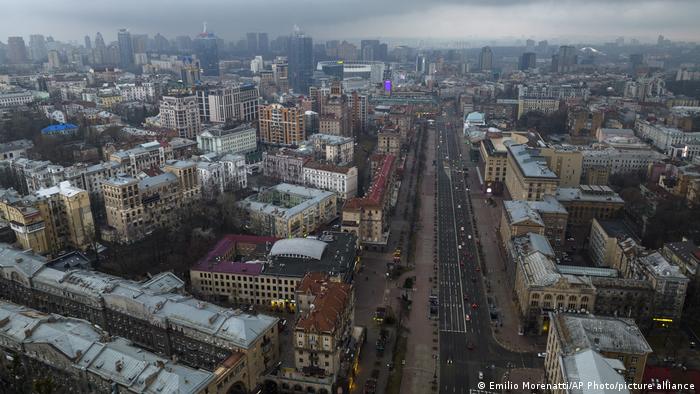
top-left (270, 238), bottom-right (327, 260)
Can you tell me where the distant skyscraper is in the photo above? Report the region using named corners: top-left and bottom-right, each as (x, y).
top-left (153, 33), bottom-right (169, 53)
top-left (416, 54), bottom-right (427, 75)
top-left (537, 40), bottom-right (548, 52)
top-left (193, 24), bottom-right (219, 77)
top-left (94, 32), bottom-right (105, 50)
top-left (131, 34), bottom-right (148, 54)
top-left (258, 33), bottom-right (269, 54)
top-left (479, 46), bottom-right (493, 71)
top-left (29, 34), bottom-right (47, 61)
top-left (6, 36), bottom-right (28, 64)
top-left (93, 32), bottom-right (106, 64)
top-left (47, 50), bottom-right (61, 70)
top-left (288, 27), bottom-right (314, 94)
top-left (246, 32), bottom-right (258, 53)
top-left (519, 52), bottom-right (536, 71)
top-left (552, 45), bottom-right (577, 73)
top-left (117, 28), bottom-right (134, 68)
top-left (526, 39), bottom-right (535, 49)
top-left (84, 35), bottom-right (92, 50)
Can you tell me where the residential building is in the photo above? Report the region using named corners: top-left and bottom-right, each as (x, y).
top-left (478, 46), bottom-right (493, 71)
top-left (309, 134), bottom-right (354, 166)
top-left (554, 185), bottom-right (624, 228)
top-left (517, 97), bottom-right (560, 119)
top-left (636, 119), bottom-right (700, 152)
top-left (108, 141), bottom-right (166, 177)
top-left (196, 155), bottom-right (248, 196)
top-left (342, 154), bottom-right (396, 250)
top-left (505, 143), bottom-right (560, 201)
top-left (0, 301), bottom-right (220, 394)
top-left (510, 233), bottom-right (596, 332)
top-left (377, 128), bottom-right (401, 155)
top-left (238, 184), bottom-right (337, 238)
top-left (0, 139), bottom-right (33, 160)
top-left (350, 92), bottom-right (368, 135)
top-left (101, 161), bottom-right (200, 243)
top-left (303, 162), bottom-right (358, 200)
top-left (197, 123), bottom-right (257, 156)
top-left (0, 245), bottom-right (278, 392)
top-left (259, 103), bottom-right (306, 146)
top-left (661, 240), bottom-right (700, 298)
top-left (500, 197), bottom-right (568, 255)
top-left (117, 28), bottom-right (134, 68)
top-left (190, 233), bottom-right (357, 311)
top-left (582, 147), bottom-right (666, 177)
top-left (519, 52), bottom-right (536, 71)
top-left (159, 95), bottom-right (201, 138)
top-left (545, 313), bottom-right (652, 389)
top-left (589, 219), bottom-right (639, 268)
top-left (208, 84), bottom-right (260, 123)
top-left (6, 36), bottom-right (28, 64)
top-left (262, 149), bottom-right (311, 184)
top-left (0, 90), bottom-right (35, 107)
top-left (637, 252), bottom-right (688, 323)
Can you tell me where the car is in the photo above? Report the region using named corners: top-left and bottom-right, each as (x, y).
top-left (463, 295), bottom-right (469, 301)
top-left (467, 235), bottom-right (472, 240)
top-left (475, 266), bottom-right (480, 272)
top-left (478, 371), bottom-right (484, 380)
top-left (465, 314), bottom-right (471, 322)
top-left (467, 342), bottom-right (474, 350)
top-left (537, 352), bottom-right (547, 358)
top-left (471, 303), bottom-right (478, 309)
top-left (447, 358), bottom-right (453, 364)
top-left (460, 226), bottom-right (465, 231)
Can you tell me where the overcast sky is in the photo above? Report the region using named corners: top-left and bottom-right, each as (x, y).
top-left (3, 0), bottom-right (700, 44)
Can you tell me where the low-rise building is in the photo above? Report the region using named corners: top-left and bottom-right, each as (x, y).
top-left (554, 185), bottom-right (625, 241)
top-left (190, 233), bottom-right (357, 311)
top-left (303, 162), bottom-right (358, 200)
top-left (238, 184), bottom-right (337, 238)
top-left (517, 97), bottom-right (560, 119)
top-left (262, 149), bottom-right (312, 184)
top-left (197, 123), bottom-right (257, 156)
top-left (478, 131), bottom-right (532, 194)
top-left (0, 139), bottom-right (33, 160)
top-left (661, 240), bottom-right (700, 299)
top-left (500, 197), bottom-right (568, 255)
top-left (545, 312), bottom-right (652, 389)
top-left (636, 119), bottom-right (700, 152)
top-left (540, 145), bottom-right (582, 187)
top-left (0, 300), bottom-right (220, 394)
top-left (377, 127), bottom-right (401, 155)
top-left (108, 140), bottom-right (166, 177)
top-left (589, 219), bottom-right (639, 268)
top-left (637, 252), bottom-right (689, 324)
top-left (505, 143), bottom-right (560, 201)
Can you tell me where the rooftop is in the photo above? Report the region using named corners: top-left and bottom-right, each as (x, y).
top-left (270, 238), bottom-right (327, 260)
top-left (35, 181), bottom-right (85, 199)
top-left (561, 349), bottom-right (629, 394)
top-left (552, 312), bottom-right (652, 355)
top-left (240, 183), bottom-right (335, 220)
top-left (638, 252), bottom-right (688, 281)
top-left (264, 232), bottom-right (357, 280)
top-left (507, 143), bottom-right (558, 179)
top-left (296, 273), bottom-right (352, 334)
top-left (555, 185), bottom-right (624, 204)
top-left (504, 200), bottom-right (545, 227)
top-left (596, 219), bottom-right (639, 242)
top-left (0, 139), bottom-right (33, 153)
top-left (310, 133), bottom-right (353, 145)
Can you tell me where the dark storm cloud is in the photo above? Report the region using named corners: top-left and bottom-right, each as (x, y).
top-left (2, 0), bottom-right (700, 42)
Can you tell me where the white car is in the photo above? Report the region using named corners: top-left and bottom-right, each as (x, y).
top-left (478, 371), bottom-right (483, 380)
top-left (468, 235), bottom-right (472, 240)
top-left (537, 352), bottom-right (547, 358)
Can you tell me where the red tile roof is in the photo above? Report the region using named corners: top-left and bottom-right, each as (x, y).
top-left (295, 273), bottom-right (352, 334)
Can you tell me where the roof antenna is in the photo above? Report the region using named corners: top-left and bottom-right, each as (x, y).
top-left (203, 21), bottom-right (207, 34)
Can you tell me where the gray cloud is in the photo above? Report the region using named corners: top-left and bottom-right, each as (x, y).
top-left (2, 0), bottom-right (699, 43)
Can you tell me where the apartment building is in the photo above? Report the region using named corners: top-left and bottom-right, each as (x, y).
top-left (517, 97), bottom-right (560, 119)
top-left (196, 154), bottom-right (248, 195)
top-left (377, 128), bottom-right (401, 155)
top-left (588, 219), bottom-right (639, 268)
top-left (342, 154), bottom-right (396, 250)
top-left (554, 185), bottom-right (624, 228)
top-left (505, 143), bottom-right (560, 201)
top-left (582, 146), bottom-right (666, 177)
top-left (500, 196), bottom-right (568, 255)
top-left (0, 182), bottom-right (95, 255)
top-left (101, 161), bottom-right (200, 243)
top-left (0, 301), bottom-right (221, 394)
top-left (309, 134), bottom-right (354, 166)
top-left (262, 149), bottom-right (312, 184)
top-left (303, 162), bottom-right (358, 200)
top-left (0, 244), bottom-right (279, 392)
top-left (197, 123), bottom-right (257, 156)
top-left (637, 252), bottom-right (689, 323)
top-left (0, 139), bottom-right (33, 160)
top-left (159, 95), bottom-right (201, 138)
top-left (190, 233), bottom-right (357, 311)
top-left (238, 184), bottom-right (337, 238)
top-left (661, 240), bottom-right (700, 297)
top-left (258, 103), bottom-right (306, 145)
top-left (636, 119), bottom-right (700, 152)
top-left (545, 313), bottom-right (652, 390)
top-left (208, 83), bottom-right (260, 123)
top-left (108, 141), bottom-right (166, 176)
top-left (540, 145), bottom-right (582, 187)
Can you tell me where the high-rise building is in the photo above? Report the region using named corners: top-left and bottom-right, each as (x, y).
top-left (117, 28), bottom-right (134, 68)
top-left (288, 28), bottom-right (314, 94)
top-left (526, 39), bottom-right (535, 49)
top-left (28, 34), bottom-right (47, 61)
top-left (258, 32), bottom-right (269, 53)
top-left (6, 36), bottom-right (28, 64)
top-left (208, 83), bottom-right (261, 123)
top-left (246, 32), bottom-right (258, 53)
top-left (92, 32), bottom-right (106, 64)
top-left (416, 54), bottom-right (427, 75)
top-left (273, 57), bottom-right (289, 93)
top-left (193, 25), bottom-right (219, 77)
top-left (519, 52), bottom-right (536, 71)
top-left (153, 33), bottom-right (169, 53)
top-left (131, 33), bottom-right (148, 54)
top-left (84, 35), bottom-right (92, 50)
top-left (47, 50), bottom-right (61, 70)
top-left (159, 95), bottom-right (202, 138)
top-left (551, 45), bottom-right (577, 73)
top-left (478, 46), bottom-right (493, 71)
top-left (258, 103), bottom-right (306, 145)
top-left (181, 56), bottom-right (201, 86)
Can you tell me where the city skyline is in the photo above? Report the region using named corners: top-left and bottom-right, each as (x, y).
top-left (2, 0), bottom-right (700, 44)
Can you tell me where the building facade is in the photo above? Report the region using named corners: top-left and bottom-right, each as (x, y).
top-left (159, 95), bottom-right (202, 138)
top-left (259, 104), bottom-right (306, 146)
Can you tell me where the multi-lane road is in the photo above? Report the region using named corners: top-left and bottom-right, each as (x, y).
top-left (435, 118), bottom-right (537, 393)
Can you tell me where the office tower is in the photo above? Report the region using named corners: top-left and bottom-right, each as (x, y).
top-left (519, 52), bottom-right (536, 71)
top-left (94, 32), bottom-right (105, 49)
top-left (273, 57), bottom-right (289, 93)
top-left (117, 28), bottom-right (134, 68)
top-left (92, 32), bottom-right (105, 64)
top-left (630, 53), bottom-right (644, 73)
top-left (537, 40), bottom-right (548, 52)
top-left (84, 35), bottom-right (92, 50)
top-left (526, 39), bottom-right (535, 49)
top-left (194, 24), bottom-right (219, 77)
top-left (479, 46), bottom-right (493, 71)
top-left (258, 103), bottom-right (306, 145)
top-left (131, 34), bottom-right (148, 54)
top-left (159, 95), bottom-right (202, 138)
top-left (175, 35), bottom-right (193, 53)
top-left (181, 56), bottom-right (201, 86)
top-left (552, 45), bottom-right (577, 73)
top-left (361, 39), bottom-right (379, 61)
top-left (288, 27), bottom-right (313, 94)
top-left (153, 33), bottom-right (169, 53)
top-left (258, 33), bottom-right (269, 54)
top-left (416, 54), bottom-right (427, 75)
top-left (6, 36), bottom-right (28, 64)
top-left (47, 50), bottom-right (61, 70)
top-left (247, 32), bottom-right (258, 53)
top-left (337, 41), bottom-right (358, 61)
top-left (28, 34), bottom-right (47, 61)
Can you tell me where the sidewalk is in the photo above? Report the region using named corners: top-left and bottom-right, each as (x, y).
top-left (459, 134), bottom-right (544, 354)
top-left (398, 127), bottom-right (439, 394)
top-left (502, 368), bottom-right (545, 393)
